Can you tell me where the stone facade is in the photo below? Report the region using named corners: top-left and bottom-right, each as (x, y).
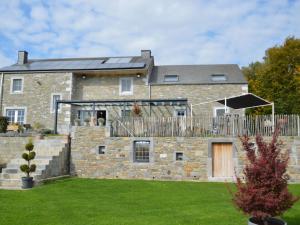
top-left (0, 69), bottom-right (247, 133)
top-left (1, 72), bottom-right (72, 132)
top-left (70, 127), bottom-right (300, 183)
top-left (151, 84), bottom-right (247, 116)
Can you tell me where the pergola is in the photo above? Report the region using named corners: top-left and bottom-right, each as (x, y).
top-left (54, 98), bottom-right (188, 134)
top-left (190, 93), bottom-right (274, 130)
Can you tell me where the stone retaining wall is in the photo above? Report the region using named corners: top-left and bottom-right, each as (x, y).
top-left (0, 136), bottom-right (31, 171)
top-left (70, 127), bottom-right (300, 182)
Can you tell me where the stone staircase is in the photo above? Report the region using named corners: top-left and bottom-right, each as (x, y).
top-left (0, 138), bottom-right (70, 189)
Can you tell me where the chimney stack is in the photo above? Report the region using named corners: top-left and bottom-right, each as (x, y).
top-left (141, 50), bottom-right (151, 59)
top-left (18, 51), bottom-right (28, 65)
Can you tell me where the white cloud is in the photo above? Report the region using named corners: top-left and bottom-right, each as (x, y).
top-left (0, 0), bottom-right (299, 67)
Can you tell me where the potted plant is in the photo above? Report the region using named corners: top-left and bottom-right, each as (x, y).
top-left (132, 103), bottom-right (142, 117)
top-left (231, 129), bottom-right (299, 225)
top-left (98, 118), bottom-right (105, 127)
top-left (20, 139), bottom-right (36, 189)
top-left (84, 118), bottom-right (90, 126)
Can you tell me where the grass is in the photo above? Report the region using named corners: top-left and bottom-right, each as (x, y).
top-left (0, 178), bottom-right (299, 225)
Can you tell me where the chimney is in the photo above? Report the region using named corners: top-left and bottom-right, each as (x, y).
top-left (18, 51), bottom-right (28, 64)
top-left (141, 50), bottom-right (151, 59)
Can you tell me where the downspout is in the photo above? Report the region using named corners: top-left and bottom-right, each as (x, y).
top-left (0, 73), bottom-right (4, 115)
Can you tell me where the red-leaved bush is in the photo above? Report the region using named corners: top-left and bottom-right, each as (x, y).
top-left (233, 129), bottom-right (299, 224)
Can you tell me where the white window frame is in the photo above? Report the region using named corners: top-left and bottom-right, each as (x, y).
top-left (10, 77), bottom-right (24, 94)
top-left (119, 77), bottom-right (133, 96)
top-left (4, 107), bottom-right (27, 124)
top-left (213, 107), bottom-right (229, 117)
top-left (119, 108), bottom-right (132, 117)
top-left (50, 93), bottom-right (62, 113)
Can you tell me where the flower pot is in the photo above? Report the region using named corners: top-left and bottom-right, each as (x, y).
top-left (249, 217), bottom-right (287, 225)
top-left (21, 177), bottom-right (34, 189)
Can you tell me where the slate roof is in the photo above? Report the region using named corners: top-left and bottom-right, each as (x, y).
top-left (150, 64), bottom-right (247, 84)
top-left (0, 56), bottom-right (149, 72)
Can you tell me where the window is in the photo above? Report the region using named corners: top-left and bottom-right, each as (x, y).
top-left (176, 152), bottom-right (184, 161)
top-left (134, 141), bottom-right (150, 163)
top-left (98, 146), bottom-right (106, 154)
top-left (120, 78), bottom-right (133, 95)
top-left (120, 109), bottom-right (131, 117)
top-left (5, 108), bottom-right (26, 124)
top-left (164, 75), bottom-right (179, 82)
top-left (51, 94), bottom-right (62, 113)
top-left (11, 78), bottom-right (23, 93)
top-left (214, 107), bottom-right (228, 117)
top-left (175, 109), bottom-right (186, 117)
top-left (211, 74), bottom-right (227, 82)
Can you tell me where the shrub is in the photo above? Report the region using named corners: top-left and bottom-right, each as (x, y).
top-left (20, 139), bottom-right (36, 178)
top-left (40, 129), bottom-right (52, 135)
top-left (232, 129), bottom-right (299, 224)
top-left (0, 116), bottom-right (9, 133)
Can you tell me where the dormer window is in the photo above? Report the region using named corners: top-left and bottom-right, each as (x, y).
top-left (211, 74), bottom-right (227, 82)
top-left (164, 75), bottom-right (179, 82)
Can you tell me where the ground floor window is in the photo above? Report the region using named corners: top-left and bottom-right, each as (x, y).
top-left (78, 110), bottom-right (106, 125)
top-left (120, 109), bottom-right (131, 118)
top-left (6, 108), bottom-right (25, 124)
top-left (134, 141), bottom-right (150, 163)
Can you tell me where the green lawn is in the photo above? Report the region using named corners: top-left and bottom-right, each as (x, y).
top-left (0, 178), bottom-right (299, 225)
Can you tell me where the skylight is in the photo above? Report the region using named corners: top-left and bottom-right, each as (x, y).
top-left (211, 74), bottom-right (227, 81)
top-left (105, 57), bottom-right (132, 64)
top-left (164, 75), bottom-right (179, 82)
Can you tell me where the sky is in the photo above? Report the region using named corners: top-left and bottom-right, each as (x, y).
top-left (0, 0), bottom-right (299, 68)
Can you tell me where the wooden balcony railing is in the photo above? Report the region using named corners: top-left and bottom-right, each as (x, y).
top-left (111, 115), bottom-right (300, 137)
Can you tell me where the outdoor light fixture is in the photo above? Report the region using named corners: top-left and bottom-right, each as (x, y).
top-left (136, 73), bottom-right (142, 78)
top-left (82, 75), bottom-right (86, 79)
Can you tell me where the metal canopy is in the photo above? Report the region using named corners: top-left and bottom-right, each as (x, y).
top-left (216, 93), bottom-right (271, 109)
top-left (54, 98), bottom-right (188, 133)
top-left (190, 93), bottom-right (275, 132)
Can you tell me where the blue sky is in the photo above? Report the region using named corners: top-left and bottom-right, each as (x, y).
top-left (0, 0), bottom-right (299, 68)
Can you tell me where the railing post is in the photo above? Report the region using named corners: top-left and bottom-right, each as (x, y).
top-left (297, 115), bottom-right (300, 137)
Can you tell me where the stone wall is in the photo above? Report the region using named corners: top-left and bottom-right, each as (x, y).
top-left (151, 84), bottom-right (247, 115)
top-left (1, 72), bottom-right (72, 132)
top-left (0, 136), bottom-right (31, 171)
top-left (70, 127), bottom-right (300, 182)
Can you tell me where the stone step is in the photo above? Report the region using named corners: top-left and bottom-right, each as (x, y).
top-left (0, 172), bottom-right (43, 179)
top-left (9, 157), bottom-right (53, 164)
top-left (0, 178), bottom-right (22, 188)
top-left (3, 164), bottom-right (47, 171)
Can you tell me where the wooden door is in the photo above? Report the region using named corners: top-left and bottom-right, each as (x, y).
top-left (212, 143), bottom-right (233, 177)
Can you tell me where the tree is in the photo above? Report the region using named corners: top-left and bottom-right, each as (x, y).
top-left (232, 130), bottom-right (299, 225)
top-left (243, 37), bottom-right (300, 114)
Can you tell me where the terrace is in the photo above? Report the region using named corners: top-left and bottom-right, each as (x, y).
top-left (53, 94), bottom-right (300, 137)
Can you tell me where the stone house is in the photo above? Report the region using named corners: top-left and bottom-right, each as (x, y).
top-left (2, 50), bottom-right (298, 185)
top-left (0, 50), bottom-right (247, 133)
